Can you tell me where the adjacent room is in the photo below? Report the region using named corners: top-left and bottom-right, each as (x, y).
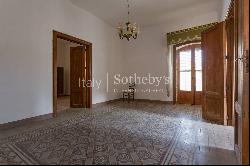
top-left (0, 0), bottom-right (248, 165)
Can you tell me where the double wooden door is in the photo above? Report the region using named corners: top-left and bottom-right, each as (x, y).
top-left (70, 46), bottom-right (88, 108)
top-left (176, 44), bottom-right (203, 105)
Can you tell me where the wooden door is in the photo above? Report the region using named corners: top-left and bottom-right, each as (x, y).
top-left (241, 0), bottom-right (249, 163)
top-left (235, 0), bottom-right (249, 164)
top-left (57, 67), bottom-right (64, 96)
top-left (225, 6), bottom-right (235, 126)
top-left (177, 44), bottom-right (203, 105)
top-left (201, 22), bottom-right (227, 125)
top-left (70, 46), bottom-right (86, 108)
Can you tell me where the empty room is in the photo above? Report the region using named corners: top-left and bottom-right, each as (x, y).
top-left (0, 0), bottom-right (249, 165)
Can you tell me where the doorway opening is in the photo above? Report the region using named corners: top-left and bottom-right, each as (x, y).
top-left (57, 39), bottom-right (82, 114)
top-left (174, 41), bottom-right (202, 105)
top-left (53, 31), bottom-right (92, 117)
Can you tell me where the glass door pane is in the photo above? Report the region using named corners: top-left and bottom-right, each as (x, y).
top-left (179, 50), bottom-right (191, 91)
top-left (196, 71), bottom-right (202, 91)
top-left (180, 50), bottom-right (191, 71)
top-left (195, 48), bottom-right (202, 70)
top-left (180, 71), bottom-right (191, 91)
top-left (195, 48), bottom-right (202, 91)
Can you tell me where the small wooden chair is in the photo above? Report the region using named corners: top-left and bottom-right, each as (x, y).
top-left (123, 83), bottom-right (135, 102)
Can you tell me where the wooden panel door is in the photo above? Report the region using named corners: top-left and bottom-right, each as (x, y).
top-left (57, 67), bottom-right (64, 96)
top-left (70, 46), bottom-right (86, 108)
top-left (235, 0), bottom-right (249, 164)
top-left (241, 0), bottom-right (249, 164)
top-left (201, 22), bottom-right (227, 125)
top-left (225, 9), bottom-right (235, 126)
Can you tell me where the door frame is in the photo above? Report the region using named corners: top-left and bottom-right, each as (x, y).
top-left (173, 40), bottom-right (201, 104)
top-left (225, 0), bottom-right (235, 126)
top-left (233, 0), bottom-right (249, 164)
top-left (53, 30), bottom-right (92, 117)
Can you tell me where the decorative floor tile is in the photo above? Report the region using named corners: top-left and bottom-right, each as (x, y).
top-left (0, 101), bottom-right (236, 165)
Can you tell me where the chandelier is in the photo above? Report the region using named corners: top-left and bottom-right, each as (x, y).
top-left (117, 0), bottom-right (140, 41)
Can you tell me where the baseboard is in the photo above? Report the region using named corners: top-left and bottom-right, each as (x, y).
top-left (0, 113), bottom-right (53, 131)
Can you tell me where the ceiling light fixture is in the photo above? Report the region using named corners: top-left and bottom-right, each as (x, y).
top-left (117, 0), bottom-right (140, 41)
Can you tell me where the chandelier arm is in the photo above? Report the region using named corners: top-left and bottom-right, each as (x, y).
top-left (127, 0), bottom-right (130, 22)
top-left (133, 33), bottom-right (137, 39)
top-left (117, 0), bottom-right (139, 41)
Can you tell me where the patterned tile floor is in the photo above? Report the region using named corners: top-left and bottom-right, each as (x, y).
top-left (0, 100), bottom-right (238, 165)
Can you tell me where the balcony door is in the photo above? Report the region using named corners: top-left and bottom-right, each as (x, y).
top-left (176, 43), bottom-right (202, 105)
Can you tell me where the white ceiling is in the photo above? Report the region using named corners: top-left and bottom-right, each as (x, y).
top-left (70, 0), bottom-right (221, 27)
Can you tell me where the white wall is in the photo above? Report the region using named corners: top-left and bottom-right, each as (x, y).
top-left (57, 39), bottom-right (81, 95)
top-left (123, 10), bottom-right (219, 101)
top-left (0, 0), bottom-right (230, 124)
top-left (0, 0), bottom-right (124, 124)
top-left (220, 0), bottom-right (231, 21)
